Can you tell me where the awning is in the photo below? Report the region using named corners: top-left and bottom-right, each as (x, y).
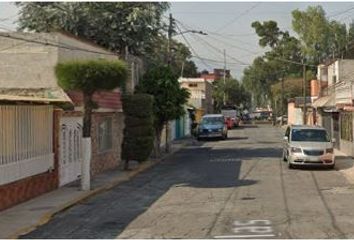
top-left (312, 95), bottom-right (334, 108)
top-left (0, 88), bottom-right (72, 104)
top-left (0, 94), bottom-right (71, 103)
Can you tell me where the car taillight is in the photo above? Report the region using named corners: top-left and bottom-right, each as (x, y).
top-left (326, 148), bottom-right (334, 153)
top-left (291, 147), bottom-right (302, 153)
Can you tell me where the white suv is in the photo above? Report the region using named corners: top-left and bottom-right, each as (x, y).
top-left (283, 125), bottom-right (335, 169)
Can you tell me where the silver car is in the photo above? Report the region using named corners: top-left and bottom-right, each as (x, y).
top-left (282, 125), bottom-right (335, 169)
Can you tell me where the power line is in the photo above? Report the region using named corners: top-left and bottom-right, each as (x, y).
top-left (174, 23), bottom-right (212, 70)
top-left (176, 19), bottom-right (248, 63)
top-left (191, 55), bottom-right (250, 66)
top-left (0, 13), bottom-right (19, 23)
top-left (190, 31), bottom-right (250, 65)
top-left (214, 3), bottom-right (261, 33)
top-left (205, 34), bottom-right (261, 55)
top-left (328, 6), bottom-right (354, 18)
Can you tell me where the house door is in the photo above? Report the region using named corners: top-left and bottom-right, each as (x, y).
top-left (333, 113), bottom-right (340, 149)
top-left (59, 116), bottom-right (83, 187)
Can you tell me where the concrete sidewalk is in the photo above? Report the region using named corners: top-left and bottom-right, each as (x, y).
top-left (0, 138), bottom-right (193, 239)
top-left (335, 149), bottom-right (354, 184)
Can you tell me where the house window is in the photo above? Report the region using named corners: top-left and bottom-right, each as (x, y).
top-left (188, 83), bottom-right (198, 87)
top-left (98, 117), bottom-right (113, 152)
top-left (340, 112), bottom-right (353, 142)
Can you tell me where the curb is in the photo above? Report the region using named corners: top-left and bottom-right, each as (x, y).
top-left (8, 140), bottom-right (188, 239)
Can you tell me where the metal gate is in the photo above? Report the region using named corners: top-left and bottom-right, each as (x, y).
top-left (59, 116), bottom-right (83, 187)
top-left (322, 113), bottom-right (332, 138)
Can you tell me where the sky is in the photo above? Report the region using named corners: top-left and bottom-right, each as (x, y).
top-left (1, 1), bottom-right (354, 78)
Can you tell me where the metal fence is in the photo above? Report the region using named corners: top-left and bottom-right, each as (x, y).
top-left (0, 105), bottom-right (54, 185)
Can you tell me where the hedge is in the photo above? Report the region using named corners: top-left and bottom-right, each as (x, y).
top-left (122, 94), bottom-right (154, 118)
top-left (122, 94), bottom-right (154, 163)
top-left (124, 125), bottom-right (154, 137)
top-left (124, 116), bottom-right (153, 128)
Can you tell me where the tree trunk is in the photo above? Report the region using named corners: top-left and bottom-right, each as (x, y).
top-left (83, 92), bottom-right (93, 138)
top-left (123, 158), bottom-right (130, 171)
top-left (153, 125), bottom-right (163, 158)
top-left (165, 121), bottom-right (170, 153)
top-left (81, 92), bottom-right (93, 191)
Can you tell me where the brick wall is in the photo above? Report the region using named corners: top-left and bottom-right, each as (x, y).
top-left (90, 112), bottom-right (125, 176)
top-left (0, 109), bottom-right (60, 211)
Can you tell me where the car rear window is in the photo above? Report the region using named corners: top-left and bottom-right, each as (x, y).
top-left (291, 129), bottom-right (329, 142)
top-left (201, 117), bottom-right (224, 125)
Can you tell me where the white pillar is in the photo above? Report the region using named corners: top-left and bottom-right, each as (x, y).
top-left (81, 137), bottom-right (91, 191)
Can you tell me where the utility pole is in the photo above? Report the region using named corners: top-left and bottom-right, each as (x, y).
top-left (167, 13), bottom-right (173, 65)
top-left (281, 74), bottom-right (284, 125)
top-left (165, 13), bottom-right (173, 153)
top-left (303, 59), bottom-right (307, 125)
top-left (223, 49), bottom-right (226, 106)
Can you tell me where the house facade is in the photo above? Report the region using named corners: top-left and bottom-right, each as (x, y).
top-left (178, 77), bottom-right (214, 117)
top-left (0, 31), bottom-right (133, 211)
top-left (312, 59), bottom-right (354, 156)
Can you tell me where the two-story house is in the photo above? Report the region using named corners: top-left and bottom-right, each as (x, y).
top-left (313, 59), bottom-right (354, 156)
top-left (178, 77), bottom-right (214, 120)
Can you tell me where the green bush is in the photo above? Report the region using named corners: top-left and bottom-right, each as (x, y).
top-left (122, 136), bottom-right (154, 162)
top-left (124, 125), bottom-right (154, 137)
top-left (122, 94), bottom-right (154, 164)
top-left (124, 116), bottom-right (153, 128)
top-left (122, 94), bottom-right (154, 118)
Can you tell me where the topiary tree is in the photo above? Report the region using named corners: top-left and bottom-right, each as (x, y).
top-left (136, 65), bottom-right (190, 156)
top-left (122, 94), bottom-right (154, 170)
top-left (55, 59), bottom-right (128, 190)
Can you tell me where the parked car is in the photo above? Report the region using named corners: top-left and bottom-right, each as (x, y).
top-left (221, 108), bottom-right (238, 127)
top-left (197, 114), bottom-right (228, 140)
top-left (241, 113), bottom-right (251, 123)
top-left (276, 115), bottom-right (288, 125)
top-left (283, 125), bottom-right (335, 169)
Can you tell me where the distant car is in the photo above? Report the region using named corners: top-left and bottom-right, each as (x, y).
top-left (283, 125), bottom-right (335, 169)
top-left (197, 114), bottom-right (228, 140)
top-left (241, 114), bottom-right (251, 123)
top-left (276, 115), bottom-right (288, 125)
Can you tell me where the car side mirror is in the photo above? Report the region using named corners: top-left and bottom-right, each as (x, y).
top-left (283, 136), bottom-right (289, 141)
top-left (332, 138), bottom-right (336, 143)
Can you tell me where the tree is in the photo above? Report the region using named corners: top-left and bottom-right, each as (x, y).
top-left (291, 6), bottom-right (353, 64)
top-left (144, 35), bottom-right (198, 77)
top-left (271, 78), bottom-right (303, 116)
top-left (16, 2), bottom-right (169, 56)
top-left (212, 78), bottom-right (251, 112)
top-left (55, 59), bottom-right (128, 190)
top-left (136, 65), bottom-right (190, 156)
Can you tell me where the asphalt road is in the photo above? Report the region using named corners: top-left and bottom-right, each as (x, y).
top-left (23, 124), bottom-right (354, 239)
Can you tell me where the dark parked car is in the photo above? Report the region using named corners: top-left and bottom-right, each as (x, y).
top-left (197, 114), bottom-right (228, 140)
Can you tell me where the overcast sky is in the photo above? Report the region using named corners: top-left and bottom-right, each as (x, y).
top-left (1, 1), bottom-right (354, 78)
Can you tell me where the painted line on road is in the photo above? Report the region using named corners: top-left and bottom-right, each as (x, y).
top-left (214, 234), bottom-right (276, 238)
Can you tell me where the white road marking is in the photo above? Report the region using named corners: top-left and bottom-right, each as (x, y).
top-left (214, 234), bottom-right (276, 238)
top-left (213, 219), bottom-right (277, 239)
